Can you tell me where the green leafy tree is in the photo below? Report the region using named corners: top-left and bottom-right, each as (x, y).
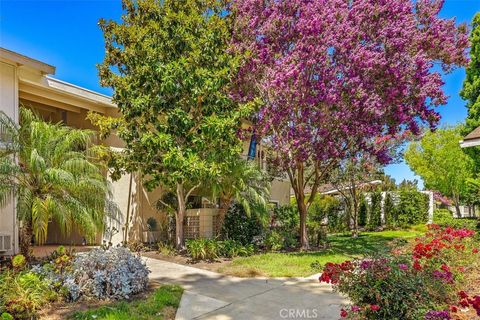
top-left (461, 13), bottom-right (480, 133)
top-left (0, 108), bottom-right (117, 257)
top-left (95, 0), bottom-right (244, 249)
top-left (405, 126), bottom-right (474, 217)
top-left (461, 13), bottom-right (480, 171)
top-left (367, 191), bottom-right (382, 230)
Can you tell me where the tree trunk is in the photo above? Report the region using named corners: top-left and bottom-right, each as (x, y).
top-left (297, 200), bottom-right (309, 250)
top-left (288, 163), bottom-right (311, 250)
top-left (217, 196), bottom-right (232, 238)
top-left (454, 203), bottom-right (462, 218)
top-left (19, 222), bottom-right (33, 259)
top-left (351, 199), bottom-right (359, 238)
top-left (175, 183), bottom-right (186, 250)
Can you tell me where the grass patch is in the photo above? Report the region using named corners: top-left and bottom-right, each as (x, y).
top-left (219, 229), bottom-right (423, 278)
top-left (69, 285), bottom-right (183, 320)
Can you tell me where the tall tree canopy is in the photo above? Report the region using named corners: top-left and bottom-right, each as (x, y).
top-left (461, 12), bottom-right (480, 171)
top-left (231, 0), bottom-right (468, 248)
top-left (405, 126), bottom-right (474, 217)
top-left (461, 12), bottom-right (480, 132)
top-left (96, 0), bottom-right (245, 248)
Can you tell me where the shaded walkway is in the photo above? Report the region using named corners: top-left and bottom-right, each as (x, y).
top-left (145, 257), bottom-right (347, 320)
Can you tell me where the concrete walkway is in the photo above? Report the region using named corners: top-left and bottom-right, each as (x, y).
top-left (144, 257), bottom-right (347, 320)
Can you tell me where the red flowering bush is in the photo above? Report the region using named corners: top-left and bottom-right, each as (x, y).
top-left (320, 225), bottom-right (480, 319)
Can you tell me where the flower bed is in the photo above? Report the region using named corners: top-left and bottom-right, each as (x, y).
top-left (0, 246), bottom-right (150, 319)
top-left (319, 225), bottom-right (480, 319)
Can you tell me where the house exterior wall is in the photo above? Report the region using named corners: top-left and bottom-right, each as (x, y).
top-left (0, 61), bottom-right (19, 255)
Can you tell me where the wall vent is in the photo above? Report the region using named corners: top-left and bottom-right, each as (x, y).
top-left (0, 233), bottom-right (12, 252)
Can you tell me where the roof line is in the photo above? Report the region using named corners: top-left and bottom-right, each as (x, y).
top-left (0, 47), bottom-right (56, 75)
top-left (46, 76), bottom-right (113, 100)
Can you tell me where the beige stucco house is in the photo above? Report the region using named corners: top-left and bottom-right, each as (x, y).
top-left (0, 47), bottom-right (290, 255)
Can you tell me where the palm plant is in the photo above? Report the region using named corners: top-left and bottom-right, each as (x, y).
top-left (211, 158), bottom-right (271, 230)
top-left (0, 108), bottom-right (119, 256)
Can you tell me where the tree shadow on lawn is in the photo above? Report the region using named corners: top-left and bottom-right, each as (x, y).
top-left (292, 233), bottom-right (408, 260)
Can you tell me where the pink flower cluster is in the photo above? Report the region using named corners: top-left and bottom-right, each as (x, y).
top-left (232, 0), bottom-right (469, 170)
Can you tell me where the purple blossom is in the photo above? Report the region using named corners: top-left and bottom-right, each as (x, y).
top-left (398, 263), bottom-right (409, 271)
top-left (424, 310), bottom-right (451, 320)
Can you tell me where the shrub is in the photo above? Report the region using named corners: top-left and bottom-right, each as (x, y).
top-left (186, 239), bottom-right (254, 260)
top-left (367, 192), bottom-right (382, 230)
top-left (157, 242), bottom-right (176, 256)
top-left (320, 225), bottom-right (480, 319)
top-left (66, 247), bottom-right (149, 300)
top-left (358, 200), bottom-right (368, 227)
top-left (186, 239), bottom-right (220, 260)
top-left (433, 209), bottom-right (480, 231)
top-left (11, 255), bottom-right (26, 271)
top-left (273, 205), bottom-right (299, 230)
top-left (0, 269), bottom-right (58, 319)
top-left (222, 203), bottom-right (263, 245)
top-left (219, 240), bottom-right (254, 258)
top-left (1, 313), bottom-right (13, 320)
top-left (383, 193), bottom-right (397, 227)
top-left (264, 231), bottom-right (284, 251)
top-left (308, 195), bottom-right (343, 244)
top-left (395, 188), bottom-right (429, 226)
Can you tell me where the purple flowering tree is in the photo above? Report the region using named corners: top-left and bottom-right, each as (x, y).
top-left (231, 0), bottom-right (468, 249)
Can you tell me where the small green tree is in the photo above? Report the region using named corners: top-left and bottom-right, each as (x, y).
top-left (367, 191), bottom-right (382, 230)
top-left (95, 0), bottom-right (245, 249)
top-left (383, 193), bottom-right (397, 227)
top-left (210, 158), bottom-right (270, 230)
top-left (358, 199), bottom-right (368, 227)
top-left (0, 108), bottom-right (117, 257)
top-left (396, 185), bottom-right (429, 226)
top-left (405, 126), bottom-right (474, 217)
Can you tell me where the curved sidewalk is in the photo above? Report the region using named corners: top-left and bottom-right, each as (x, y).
top-left (145, 257), bottom-right (347, 320)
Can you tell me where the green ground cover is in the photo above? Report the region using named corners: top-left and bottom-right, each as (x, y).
top-left (219, 229), bottom-right (424, 277)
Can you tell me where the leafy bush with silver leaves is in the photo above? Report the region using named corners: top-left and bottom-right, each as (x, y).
top-left (33, 246), bottom-right (150, 301)
top-left (70, 247), bottom-right (150, 300)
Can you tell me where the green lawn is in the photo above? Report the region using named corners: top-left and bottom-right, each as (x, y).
top-left (219, 229), bottom-right (424, 278)
top-left (69, 285), bottom-right (183, 320)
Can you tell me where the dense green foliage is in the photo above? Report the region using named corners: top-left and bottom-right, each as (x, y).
top-left (186, 238), bottom-right (254, 260)
top-left (461, 12), bottom-right (480, 172)
top-left (70, 285), bottom-right (183, 320)
top-left (394, 188), bottom-right (429, 227)
top-left (358, 200), bottom-right (368, 227)
top-left (221, 203), bottom-right (264, 245)
top-left (0, 266), bottom-right (58, 319)
top-left (461, 13), bottom-right (480, 134)
top-left (269, 205), bottom-right (301, 249)
top-left (383, 193), bottom-right (396, 227)
top-left (367, 192), bottom-right (382, 230)
top-left (95, 0), bottom-right (245, 248)
top-left (307, 195), bottom-right (344, 244)
top-left (433, 209), bottom-right (480, 231)
top-left (405, 126), bottom-right (474, 216)
top-left (0, 108), bottom-right (116, 254)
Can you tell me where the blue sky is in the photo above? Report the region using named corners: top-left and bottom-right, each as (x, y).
top-left (1, 0), bottom-right (479, 188)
